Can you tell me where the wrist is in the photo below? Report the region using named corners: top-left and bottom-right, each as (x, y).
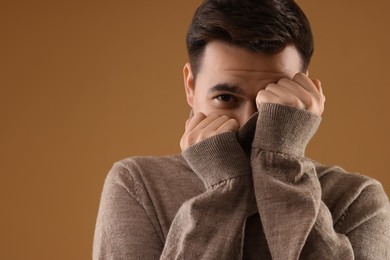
top-left (182, 132), bottom-right (251, 188)
top-left (252, 103), bottom-right (321, 156)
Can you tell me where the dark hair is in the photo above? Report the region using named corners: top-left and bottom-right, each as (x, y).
top-left (186, 0), bottom-right (314, 76)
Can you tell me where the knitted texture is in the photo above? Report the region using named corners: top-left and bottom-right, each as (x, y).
top-left (93, 104), bottom-right (390, 259)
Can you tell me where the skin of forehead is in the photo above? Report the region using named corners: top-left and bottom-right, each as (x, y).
top-left (199, 41), bottom-right (303, 77)
top-left (195, 41), bottom-right (303, 98)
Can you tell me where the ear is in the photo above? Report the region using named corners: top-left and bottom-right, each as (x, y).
top-left (183, 63), bottom-right (195, 107)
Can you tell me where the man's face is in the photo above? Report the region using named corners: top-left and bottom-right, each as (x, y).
top-left (184, 40), bottom-right (304, 127)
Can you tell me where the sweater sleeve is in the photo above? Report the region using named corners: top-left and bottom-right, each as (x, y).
top-left (251, 103), bottom-right (390, 260)
top-left (160, 132), bottom-right (256, 259)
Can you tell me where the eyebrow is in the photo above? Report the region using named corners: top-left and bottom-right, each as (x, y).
top-left (208, 83), bottom-right (242, 94)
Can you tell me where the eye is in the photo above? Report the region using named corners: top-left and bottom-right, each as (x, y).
top-left (215, 94), bottom-right (236, 103)
top-left (213, 94), bottom-right (240, 108)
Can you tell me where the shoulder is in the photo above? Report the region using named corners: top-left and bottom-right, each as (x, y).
top-left (104, 154), bottom-right (202, 202)
top-left (315, 162), bottom-right (389, 225)
top-left (106, 154), bottom-right (190, 187)
top-left (113, 154), bottom-right (189, 176)
top-left (316, 162), bottom-right (386, 198)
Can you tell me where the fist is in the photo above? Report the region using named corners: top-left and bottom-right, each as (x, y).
top-left (256, 73), bottom-right (325, 116)
top-left (180, 113), bottom-right (239, 151)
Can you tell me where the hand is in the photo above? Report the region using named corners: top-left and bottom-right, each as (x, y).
top-left (180, 113), bottom-right (239, 151)
top-left (256, 73), bottom-right (325, 116)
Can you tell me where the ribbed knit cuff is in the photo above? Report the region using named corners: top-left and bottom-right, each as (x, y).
top-left (182, 132), bottom-right (251, 189)
top-left (253, 103), bottom-right (321, 157)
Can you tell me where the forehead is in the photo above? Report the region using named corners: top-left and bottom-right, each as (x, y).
top-left (199, 41), bottom-right (303, 77)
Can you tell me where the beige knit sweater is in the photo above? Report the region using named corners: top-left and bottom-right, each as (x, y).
top-left (93, 103), bottom-right (390, 259)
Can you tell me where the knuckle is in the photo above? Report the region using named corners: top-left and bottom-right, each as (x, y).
top-left (306, 96), bottom-right (314, 108)
top-left (257, 90), bottom-right (270, 101)
top-left (265, 83), bottom-right (277, 89)
top-left (321, 93), bottom-right (326, 103)
top-left (230, 119), bottom-right (240, 128)
top-left (293, 72), bottom-right (305, 81)
top-left (256, 90), bottom-right (265, 99)
top-left (290, 96), bottom-right (302, 107)
top-left (180, 135), bottom-right (190, 150)
top-left (197, 131), bottom-right (207, 142)
top-left (209, 113), bottom-right (220, 119)
top-left (277, 78), bottom-right (289, 85)
top-left (186, 133), bottom-right (197, 146)
top-left (220, 115), bottom-right (230, 121)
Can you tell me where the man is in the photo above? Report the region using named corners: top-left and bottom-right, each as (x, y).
top-left (93, 0), bottom-right (390, 259)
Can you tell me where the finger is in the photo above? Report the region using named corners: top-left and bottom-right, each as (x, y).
top-left (311, 79), bottom-right (322, 93)
top-left (292, 73), bottom-right (321, 97)
top-left (202, 115), bottom-right (232, 133)
top-left (311, 79), bottom-right (326, 114)
top-left (182, 115), bottom-right (238, 150)
top-left (190, 113), bottom-right (223, 133)
top-left (277, 77), bottom-right (307, 94)
top-left (276, 78), bottom-right (312, 99)
top-left (196, 116), bottom-right (238, 142)
top-left (290, 74), bottom-right (326, 114)
top-left (185, 112), bottom-right (212, 131)
top-left (256, 87), bottom-right (281, 108)
top-left (274, 79), bottom-right (315, 108)
top-left (215, 118), bottom-right (240, 134)
top-left (265, 84), bottom-right (306, 109)
top-left (186, 112), bottom-right (205, 130)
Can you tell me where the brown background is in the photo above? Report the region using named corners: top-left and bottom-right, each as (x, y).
top-left (1, 1), bottom-right (389, 259)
